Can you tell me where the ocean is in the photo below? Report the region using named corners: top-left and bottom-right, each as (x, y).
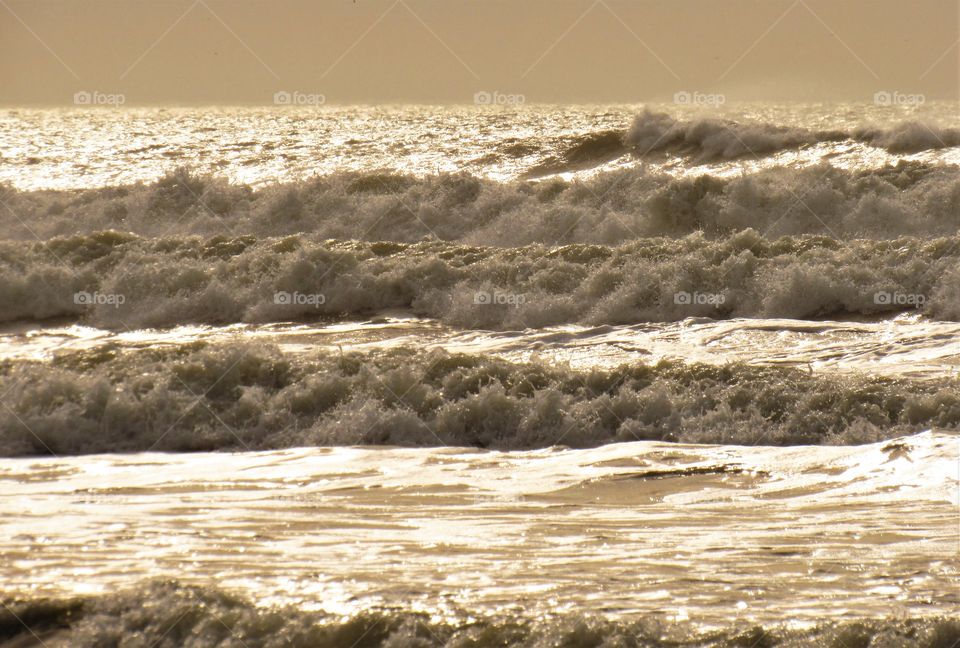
top-left (0, 102), bottom-right (958, 647)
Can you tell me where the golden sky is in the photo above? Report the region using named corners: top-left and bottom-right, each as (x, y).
top-left (1, 0), bottom-right (957, 104)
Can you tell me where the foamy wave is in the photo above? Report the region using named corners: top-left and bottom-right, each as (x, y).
top-left (1, 580), bottom-right (957, 647)
top-left (1, 231), bottom-right (959, 329)
top-left (522, 129), bottom-right (626, 177)
top-left (624, 110), bottom-right (840, 160)
top-left (2, 161), bottom-right (960, 243)
top-left (1, 343), bottom-right (956, 456)
top-left (853, 121), bottom-right (960, 153)
top-left (624, 110), bottom-right (960, 160)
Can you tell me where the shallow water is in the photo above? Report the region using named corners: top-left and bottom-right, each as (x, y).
top-left (1, 432), bottom-right (956, 629)
top-left (3, 313), bottom-right (958, 379)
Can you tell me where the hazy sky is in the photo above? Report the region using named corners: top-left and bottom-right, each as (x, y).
top-left (2, 0), bottom-right (957, 105)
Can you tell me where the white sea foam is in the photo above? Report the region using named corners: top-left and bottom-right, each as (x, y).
top-left (1, 339), bottom-right (957, 455)
top-left (2, 231), bottom-right (959, 329)
top-left (3, 160), bottom-right (959, 246)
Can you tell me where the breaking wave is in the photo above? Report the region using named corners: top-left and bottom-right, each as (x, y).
top-left (2, 580), bottom-right (958, 647)
top-left (625, 110), bottom-right (841, 160)
top-left (2, 160), bottom-right (960, 243)
top-left (2, 230), bottom-right (959, 329)
top-left (624, 110), bottom-right (960, 160)
top-left (1, 342), bottom-right (956, 456)
top-left (522, 129), bottom-right (626, 177)
top-left (853, 121), bottom-right (960, 154)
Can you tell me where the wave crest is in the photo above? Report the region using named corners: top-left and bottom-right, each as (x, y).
top-left (2, 580), bottom-right (959, 647)
top-left (624, 110), bottom-right (842, 160)
top-left (853, 121), bottom-right (960, 153)
top-left (624, 110), bottom-right (960, 160)
top-left (3, 160), bottom-right (960, 244)
top-left (1, 232), bottom-right (959, 329)
top-left (1, 343), bottom-right (956, 455)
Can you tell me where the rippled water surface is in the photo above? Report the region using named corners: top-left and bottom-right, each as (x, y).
top-left (3, 313), bottom-right (960, 379)
top-left (2, 432), bottom-right (956, 628)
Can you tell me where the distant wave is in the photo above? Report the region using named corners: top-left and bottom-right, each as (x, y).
top-left (511, 112), bottom-right (960, 176)
top-left (1, 342), bottom-right (956, 455)
top-left (624, 110), bottom-right (960, 161)
top-left (2, 231), bottom-right (958, 329)
top-left (2, 580), bottom-right (957, 647)
top-left (522, 129), bottom-right (626, 177)
top-left (624, 110), bottom-right (843, 160)
top-left (3, 161), bottom-right (960, 243)
top-left (853, 121), bottom-right (960, 153)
